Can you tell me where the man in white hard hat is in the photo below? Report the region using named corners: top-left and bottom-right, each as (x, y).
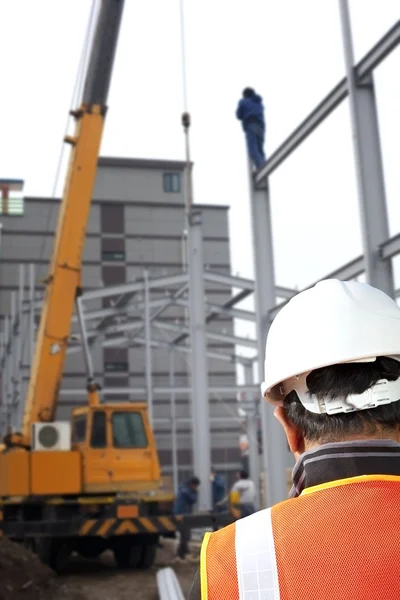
top-left (189, 279), bottom-right (400, 599)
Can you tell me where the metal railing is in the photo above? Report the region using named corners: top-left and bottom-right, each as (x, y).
top-left (156, 567), bottom-right (185, 600)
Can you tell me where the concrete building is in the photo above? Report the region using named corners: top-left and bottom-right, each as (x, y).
top-left (0, 157), bottom-right (241, 485)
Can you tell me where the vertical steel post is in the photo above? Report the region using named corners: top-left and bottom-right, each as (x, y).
top-left (9, 291), bottom-right (17, 424)
top-left (4, 315), bottom-right (11, 427)
top-left (188, 209), bottom-right (211, 510)
top-left (169, 349), bottom-right (179, 491)
top-left (243, 361), bottom-right (260, 510)
top-left (249, 167), bottom-right (290, 507)
top-left (338, 0), bottom-right (394, 296)
top-left (76, 298), bottom-right (95, 381)
top-left (28, 264), bottom-right (35, 366)
top-left (14, 265), bottom-right (24, 428)
top-left (143, 269), bottom-right (153, 426)
top-left (0, 330), bottom-right (4, 432)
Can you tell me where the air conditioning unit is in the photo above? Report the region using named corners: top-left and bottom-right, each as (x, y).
top-left (32, 422), bottom-right (71, 451)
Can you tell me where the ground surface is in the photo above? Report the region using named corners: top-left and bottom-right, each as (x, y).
top-left (0, 538), bottom-right (199, 600)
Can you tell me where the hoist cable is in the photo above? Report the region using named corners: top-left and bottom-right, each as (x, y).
top-left (179, 0), bottom-right (189, 114)
top-left (178, 0), bottom-right (193, 220)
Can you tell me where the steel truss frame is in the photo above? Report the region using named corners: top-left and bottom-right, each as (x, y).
top-left (0, 5), bottom-right (399, 509)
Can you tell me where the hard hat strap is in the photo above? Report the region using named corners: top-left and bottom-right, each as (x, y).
top-left (294, 377), bottom-right (400, 415)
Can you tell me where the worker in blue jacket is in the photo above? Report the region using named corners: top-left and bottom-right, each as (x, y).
top-left (173, 476), bottom-right (200, 561)
top-left (236, 87), bottom-right (266, 170)
top-left (210, 468), bottom-right (227, 512)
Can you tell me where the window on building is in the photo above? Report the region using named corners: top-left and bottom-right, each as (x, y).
top-left (102, 251), bottom-right (125, 261)
top-left (71, 414), bottom-right (87, 443)
top-left (104, 362), bottom-right (129, 373)
top-left (101, 237), bottom-right (125, 262)
top-left (100, 204), bottom-right (125, 234)
top-left (0, 198), bottom-right (24, 215)
top-left (163, 173), bottom-right (181, 193)
top-left (90, 411), bottom-right (107, 448)
top-left (0, 180), bottom-right (24, 215)
top-left (112, 411), bottom-right (148, 449)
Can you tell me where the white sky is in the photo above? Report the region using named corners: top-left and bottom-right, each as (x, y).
top-left (1, 0), bottom-right (399, 314)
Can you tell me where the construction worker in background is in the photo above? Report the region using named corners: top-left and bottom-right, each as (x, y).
top-left (216, 470), bottom-right (256, 517)
top-left (236, 87), bottom-right (266, 170)
top-left (172, 475), bottom-right (200, 563)
top-left (210, 467), bottom-right (227, 512)
top-left (189, 279), bottom-right (400, 599)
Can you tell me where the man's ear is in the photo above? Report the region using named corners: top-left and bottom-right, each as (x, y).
top-left (274, 405), bottom-right (305, 457)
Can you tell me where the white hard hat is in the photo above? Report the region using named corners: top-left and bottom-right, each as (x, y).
top-left (261, 279), bottom-right (400, 415)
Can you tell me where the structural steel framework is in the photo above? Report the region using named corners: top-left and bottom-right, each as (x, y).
top-left (0, 2), bottom-right (399, 509)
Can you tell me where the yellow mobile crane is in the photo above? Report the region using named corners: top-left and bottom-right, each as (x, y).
top-left (0, 0), bottom-right (235, 572)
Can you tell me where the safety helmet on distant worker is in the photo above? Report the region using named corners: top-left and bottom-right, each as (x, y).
top-left (261, 279), bottom-right (400, 415)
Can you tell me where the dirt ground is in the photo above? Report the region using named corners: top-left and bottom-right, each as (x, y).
top-left (58, 540), bottom-right (199, 600)
top-left (0, 537), bottom-right (199, 600)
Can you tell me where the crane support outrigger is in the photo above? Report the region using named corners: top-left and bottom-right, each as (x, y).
top-left (0, 0), bottom-right (236, 572)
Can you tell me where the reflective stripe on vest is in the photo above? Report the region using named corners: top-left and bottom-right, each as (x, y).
top-left (200, 508), bottom-right (279, 600)
top-left (200, 475), bottom-right (400, 600)
top-left (235, 507), bottom-right (280, 599)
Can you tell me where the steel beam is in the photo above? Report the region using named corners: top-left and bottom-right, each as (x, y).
top-left (255, 20), bottom-right (400, 185)
top-left (380, 232), bottom-right (400, 261)
top-left (143, 269), bottom-right (153, 425)
top-left (175, 298), bottom-right (256, 322)
top-left (13, 266), bottom-right (24, 427)
top-left (68, 328), bottom-right (251, 364)
top-left (187, 210), bottom-right (211, 510)
top-left (203, 270), bottom-right (296, 300)
top-left (28, 265), bottom-right (35, 367)
top-left (75, 298), bottom-right (96, 384)
top-left (82, 272), bottom-right (188, 301)
top-left (169, 350), bottom-right (178, 491)
top-left (154, 320), bottom-right (258, 349)
top-left (71, 296), bottom-right (179, 325)
top-left (355, 20), bottom-right (400, 78)
top-left (243, 362), bottom-right (260, 509)
top-left (59, 384), bottom-right (260, 398)
top-left (269, 254), bottom-right (365, 320)
top-left (248, 163), bottom-right (290, 507)
top-left (171, 287), bottom-right (253, 346)
top-left (339, 0), bottom-right (394, 297)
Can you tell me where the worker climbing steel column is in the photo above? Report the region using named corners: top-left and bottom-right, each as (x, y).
top-left (236, 87), bottom-right (266, 171)
top-left (189, 279), bottom-right (400, 599)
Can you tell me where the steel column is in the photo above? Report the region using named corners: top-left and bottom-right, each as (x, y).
top-left (187, 210), bottom-right (211, 510)
top-left (248, 167), bottom-right (289, 507)
top-left (338, 0), bottom-right (394, 296)
top-left (0, 331), bottom-right (4, 431)
top-left (243, 361), bottom-right (260, 510)
top-left (29, 264), bottom-right (35, 366)
top-left (3, 316), bottom-right (11, 427)
top-left (75, 298), bottom-right (96, 382)
top-left (143, 269), bottom-right (154, 426)
top-left (14, 266), bottom-right (25, 428)
top-left (169, 349), bottom-right (178, 491)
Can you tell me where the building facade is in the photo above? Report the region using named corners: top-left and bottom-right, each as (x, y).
top-left (0, 157), bottom-right (241, 485)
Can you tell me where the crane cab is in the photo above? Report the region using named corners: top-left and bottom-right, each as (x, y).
top-left (71, 403), bottom-right (161, 493)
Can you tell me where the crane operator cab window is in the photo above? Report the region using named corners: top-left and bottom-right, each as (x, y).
top-left (71, 414), bottom-right (87, 444)
top-left (90, 411), bottom-right (107, 448)
top-left (112, 411), bottom-right (147, 448)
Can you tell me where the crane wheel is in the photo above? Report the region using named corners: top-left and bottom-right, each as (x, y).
top-left (113, 538), bottom-right (142, 569)
top-left (137, 540), bottom-right (157, 569)
top-left (34, 537), bottom-right (71, 574)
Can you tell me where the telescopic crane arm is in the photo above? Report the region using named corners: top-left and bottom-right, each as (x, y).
top-left (17, 0), bottom-right (125, 447)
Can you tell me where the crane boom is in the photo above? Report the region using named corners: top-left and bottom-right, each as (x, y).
top-left (20, 0), bottom-right (125, 445)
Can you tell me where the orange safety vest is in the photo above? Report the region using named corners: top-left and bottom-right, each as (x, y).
top-left (200, 475), bottom-right (400, 599)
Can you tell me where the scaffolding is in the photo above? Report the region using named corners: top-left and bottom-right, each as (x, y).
top-left (0, 1), bottom-right (400, 510)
